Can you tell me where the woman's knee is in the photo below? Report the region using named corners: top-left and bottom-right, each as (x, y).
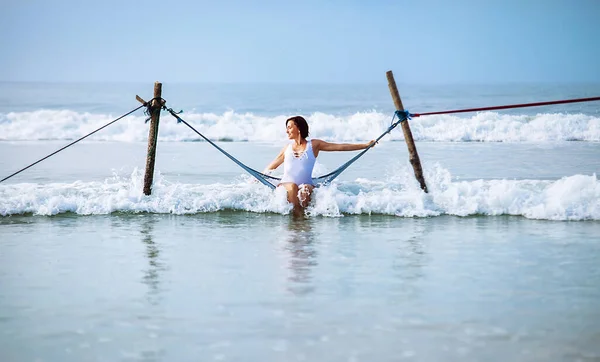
top-left (279, 183), bottom-right (298, 194)
top-left (298, 184), bottom-right (313, 206)
top-left (298, 184), bottom-right (310, 194)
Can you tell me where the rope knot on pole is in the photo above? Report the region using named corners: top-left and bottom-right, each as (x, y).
top-left (394, 110), bottom-right (414, 122)
top-left (143, 97), bottom-right (167, 124)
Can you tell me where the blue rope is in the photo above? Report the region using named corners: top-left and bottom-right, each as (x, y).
top-left (167, 110), bottom-right (277, 189)
top-left (313, 110), bottom-right (409, 186)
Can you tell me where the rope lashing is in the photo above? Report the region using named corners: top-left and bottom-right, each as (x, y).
top-left (0, 104), bottom-right (147, 184)
top-left (143, 97), bottom-right (169, 123)
top-left (394, 110), bottom-right (413, 121)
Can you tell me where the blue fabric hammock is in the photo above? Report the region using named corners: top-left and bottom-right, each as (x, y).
top-left (167, 109), bottom-right (410, 190)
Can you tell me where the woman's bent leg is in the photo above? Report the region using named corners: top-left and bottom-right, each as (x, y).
top-left (280, 182), bottom-right (300, 208)
top-left (279, 183), bottom-right (313, 215)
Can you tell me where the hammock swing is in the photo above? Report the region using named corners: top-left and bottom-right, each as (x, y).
top-left (165, 108), bottom-right (411, 190)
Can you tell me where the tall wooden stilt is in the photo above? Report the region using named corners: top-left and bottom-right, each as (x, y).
top-left (143, 82), bottom-right (162, 196)
top-left (386, 71), bottom-right (428, 193)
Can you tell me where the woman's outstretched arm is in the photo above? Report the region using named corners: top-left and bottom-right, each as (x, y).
top-left (312, 139), bottom-right (376, 155)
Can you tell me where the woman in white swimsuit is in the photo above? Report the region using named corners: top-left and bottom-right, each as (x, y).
top-left (263, 116), bottom-right (375, 214)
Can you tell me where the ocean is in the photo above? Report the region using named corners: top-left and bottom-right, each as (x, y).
top-left (1, 81), bottom-right (599, 361)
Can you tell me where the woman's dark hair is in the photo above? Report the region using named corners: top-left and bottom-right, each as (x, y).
top-left (286, 116), bottom-right (309, 139)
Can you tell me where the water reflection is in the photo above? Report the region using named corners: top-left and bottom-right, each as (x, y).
top-left (390, 218), bottom-right (430, 301)
top-left (397, 220), bottom-right (428, 275)
top-left (282, 217), bottom-right (317, 296)
top-left (140, 215), bottom-right (165, 305)
top-left (136, 215), bottom-right (168, 361)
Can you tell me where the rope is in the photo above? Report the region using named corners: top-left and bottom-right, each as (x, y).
top-left (164, 109), bottom-right (278, 190)
top-left (313, 110), bottom-right (407, 185)
top-left (0, 104), bottom-right (146, 184)
top-left (412, 96), bottom-right (600, 117)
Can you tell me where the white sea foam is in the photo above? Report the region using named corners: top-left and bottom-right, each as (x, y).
top-left (1, 110), bottom-right (598, 142)
top-left (1, 167), bottom-right (598, 221)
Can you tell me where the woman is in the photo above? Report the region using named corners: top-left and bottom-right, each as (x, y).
top-left (263, 116), bottom-right (375, 214)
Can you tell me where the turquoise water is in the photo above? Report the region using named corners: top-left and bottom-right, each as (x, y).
top-left (1, 82), bottom-right (599, 361)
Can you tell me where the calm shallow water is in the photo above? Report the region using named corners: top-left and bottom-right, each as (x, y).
top-left (1, 213), bottom-right (599, 362)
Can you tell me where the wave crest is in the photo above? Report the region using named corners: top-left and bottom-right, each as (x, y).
top-left (1, 110), bottom-right (598, 142)
top-left (1, 167), bottom-right (598, 221)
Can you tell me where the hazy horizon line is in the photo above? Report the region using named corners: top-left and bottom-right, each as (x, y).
top-left (2, 80), bottom-right (600, 86)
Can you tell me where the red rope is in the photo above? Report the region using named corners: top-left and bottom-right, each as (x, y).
top-left (411, 96), bottom-right (600, 117)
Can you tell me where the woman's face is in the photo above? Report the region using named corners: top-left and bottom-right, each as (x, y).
top-left (286, 121), bottom-right (299, 139)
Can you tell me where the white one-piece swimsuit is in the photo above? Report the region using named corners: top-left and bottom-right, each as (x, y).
top-left (280, 140), bottom-right (316, 186)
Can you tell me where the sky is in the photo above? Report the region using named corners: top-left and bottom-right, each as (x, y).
top-left (1, 0), bottom-right (599, 84)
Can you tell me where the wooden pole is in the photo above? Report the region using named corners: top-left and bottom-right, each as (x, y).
top-left (386, 71), bottom-right (428, 193)
top-left (143, 82), bottom-right (162, 196)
